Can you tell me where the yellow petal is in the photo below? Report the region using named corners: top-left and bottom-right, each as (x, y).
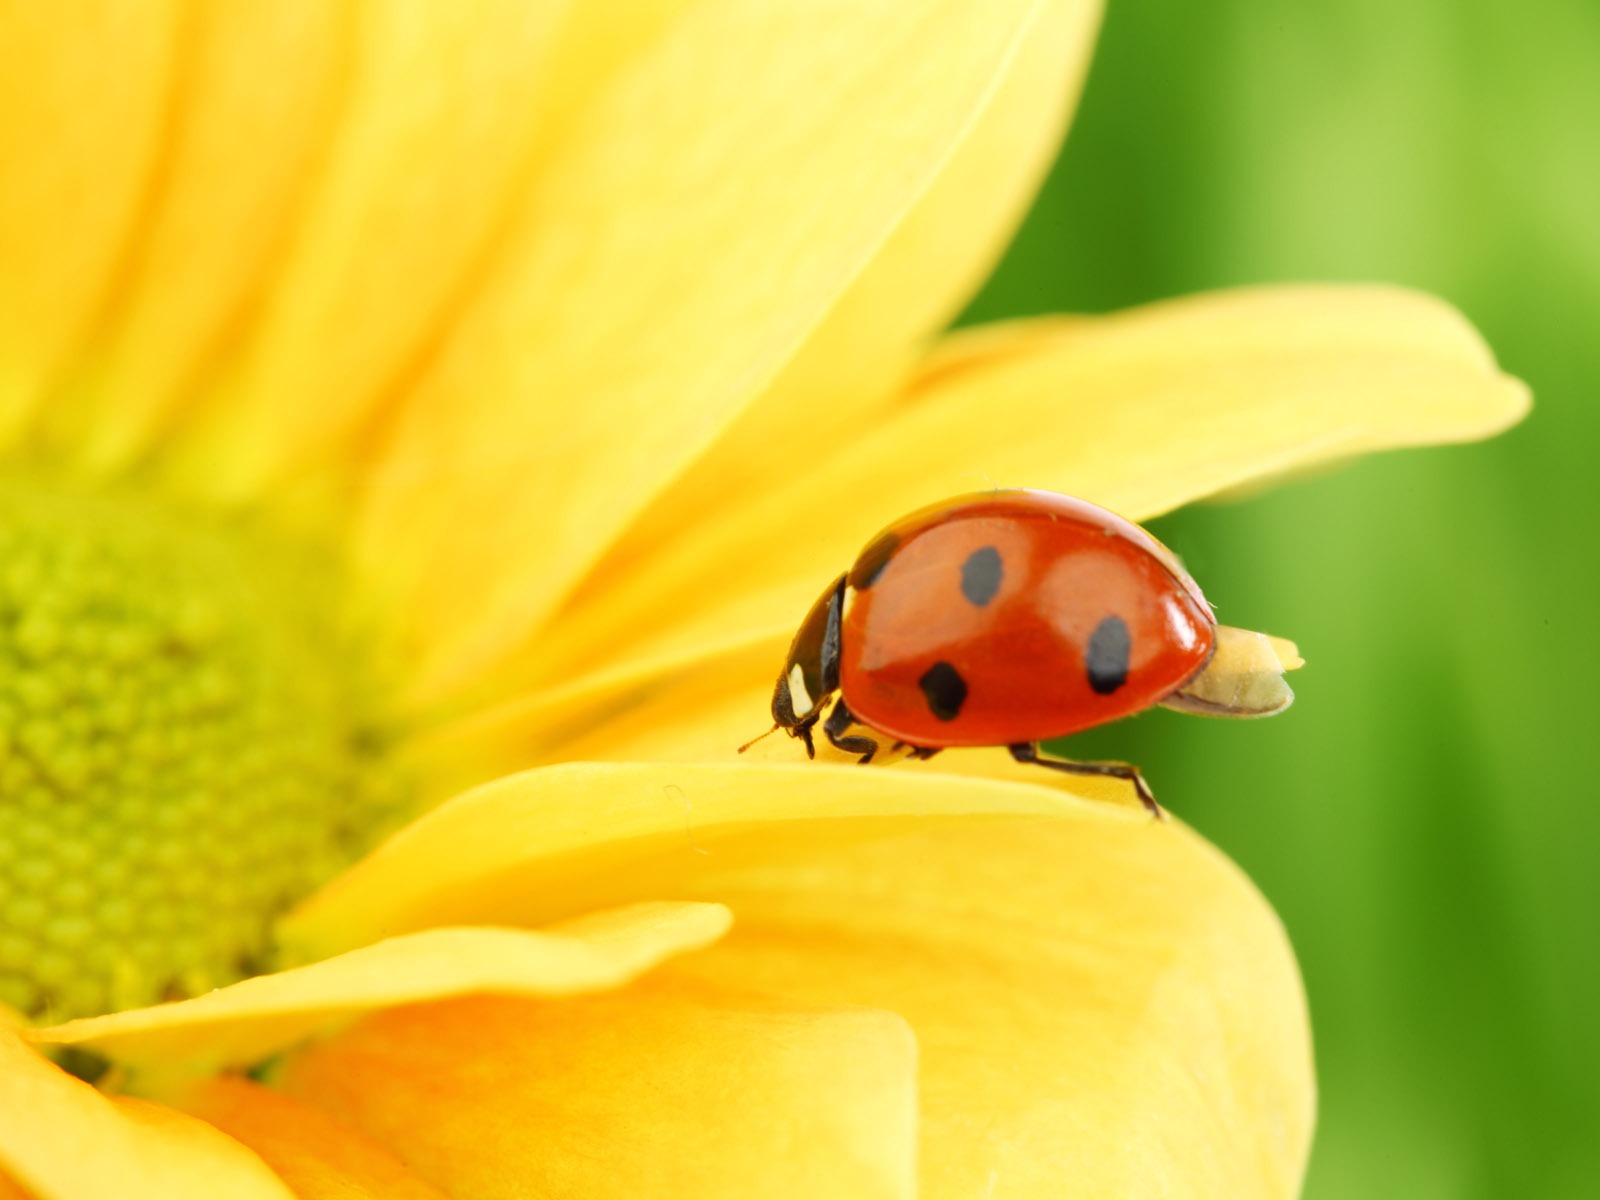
top-left (0, 1), bottom-right (180, 447)
top-left (33, 902), bottom-right (729, 1072)
top-left (575, 0), bottom-right (1103, 630)
top-left (355, 0), bottom-right (1055, 708)
top-left (48, 2), bottom-right (347, 474)
top-left (280, 761), bottom-right (1118, 960)
top-left (286, 761), bottom-right (1307, 1194)
top-left (670, 817), bottom-right (1312, 1198)
top-left (163, 0), bottom-right (569, 500)
top-left (402, 630), bottom-right (784, 803)
top-left (280, 982), bottom-right (917, 1200)
top-left (0, 1030), bottom-right (292, 1200)
top-left (522, 283), bottom-right (1529, 698)
top-left (178, 1078), bottom-right (448, 1200)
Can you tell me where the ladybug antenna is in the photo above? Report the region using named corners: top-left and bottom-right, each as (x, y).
top-left (737, 724), bottom-right (781, 754)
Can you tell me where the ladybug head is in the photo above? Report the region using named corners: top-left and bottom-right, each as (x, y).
top-left (740, 574), bottom-right (847, 759)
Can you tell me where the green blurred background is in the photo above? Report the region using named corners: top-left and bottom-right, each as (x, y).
top-left (962, 1), bottom-right (1600, 1196)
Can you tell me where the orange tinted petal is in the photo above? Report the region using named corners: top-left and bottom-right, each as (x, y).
top-left (180, 1078), bottom-right (447, 1200)
top-left (282, 982), bottom-right (917, 1200)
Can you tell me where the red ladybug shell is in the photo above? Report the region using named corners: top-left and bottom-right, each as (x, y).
top-left (837, 491), bottom-right (1216, 746)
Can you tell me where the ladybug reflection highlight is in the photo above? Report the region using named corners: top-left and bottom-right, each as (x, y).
top-left (745, 490), bottom-right (1301, 816)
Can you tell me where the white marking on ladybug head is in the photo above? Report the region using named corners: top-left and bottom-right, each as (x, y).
top-left (787, 662), bottom-right (812, 714)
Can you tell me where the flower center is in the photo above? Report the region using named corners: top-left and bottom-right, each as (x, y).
top-left (0, 479), bottom-right (403, 1022)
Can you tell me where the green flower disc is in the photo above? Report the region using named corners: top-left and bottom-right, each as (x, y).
top-left (0, 481), bottom-right (403, 1022)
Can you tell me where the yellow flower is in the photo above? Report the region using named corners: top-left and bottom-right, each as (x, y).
top-left (0, 2), bottom-right (1525, 1198)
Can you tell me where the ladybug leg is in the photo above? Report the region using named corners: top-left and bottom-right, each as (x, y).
top-left (823, 698), bottom-right (879, 765)
top-left (792, 710), bottom-right (821, 759)
top-left (904, 745), bottom-right (942, 762)
top-left (1007, 743), bottom-right (1164, 820)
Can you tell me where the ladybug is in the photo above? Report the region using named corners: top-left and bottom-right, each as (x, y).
top-left (743, 489), bottom-right (1300, 815)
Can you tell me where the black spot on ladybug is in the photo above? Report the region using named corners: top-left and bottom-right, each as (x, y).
top-left (960, 545), bottom-right (1003, 607)
top-left (1086, 615), bottom-right (1131, 695)
top-left (849, 531), bottom-right (900, 589)
top-left (919, 661), bottom-right (968, 721)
